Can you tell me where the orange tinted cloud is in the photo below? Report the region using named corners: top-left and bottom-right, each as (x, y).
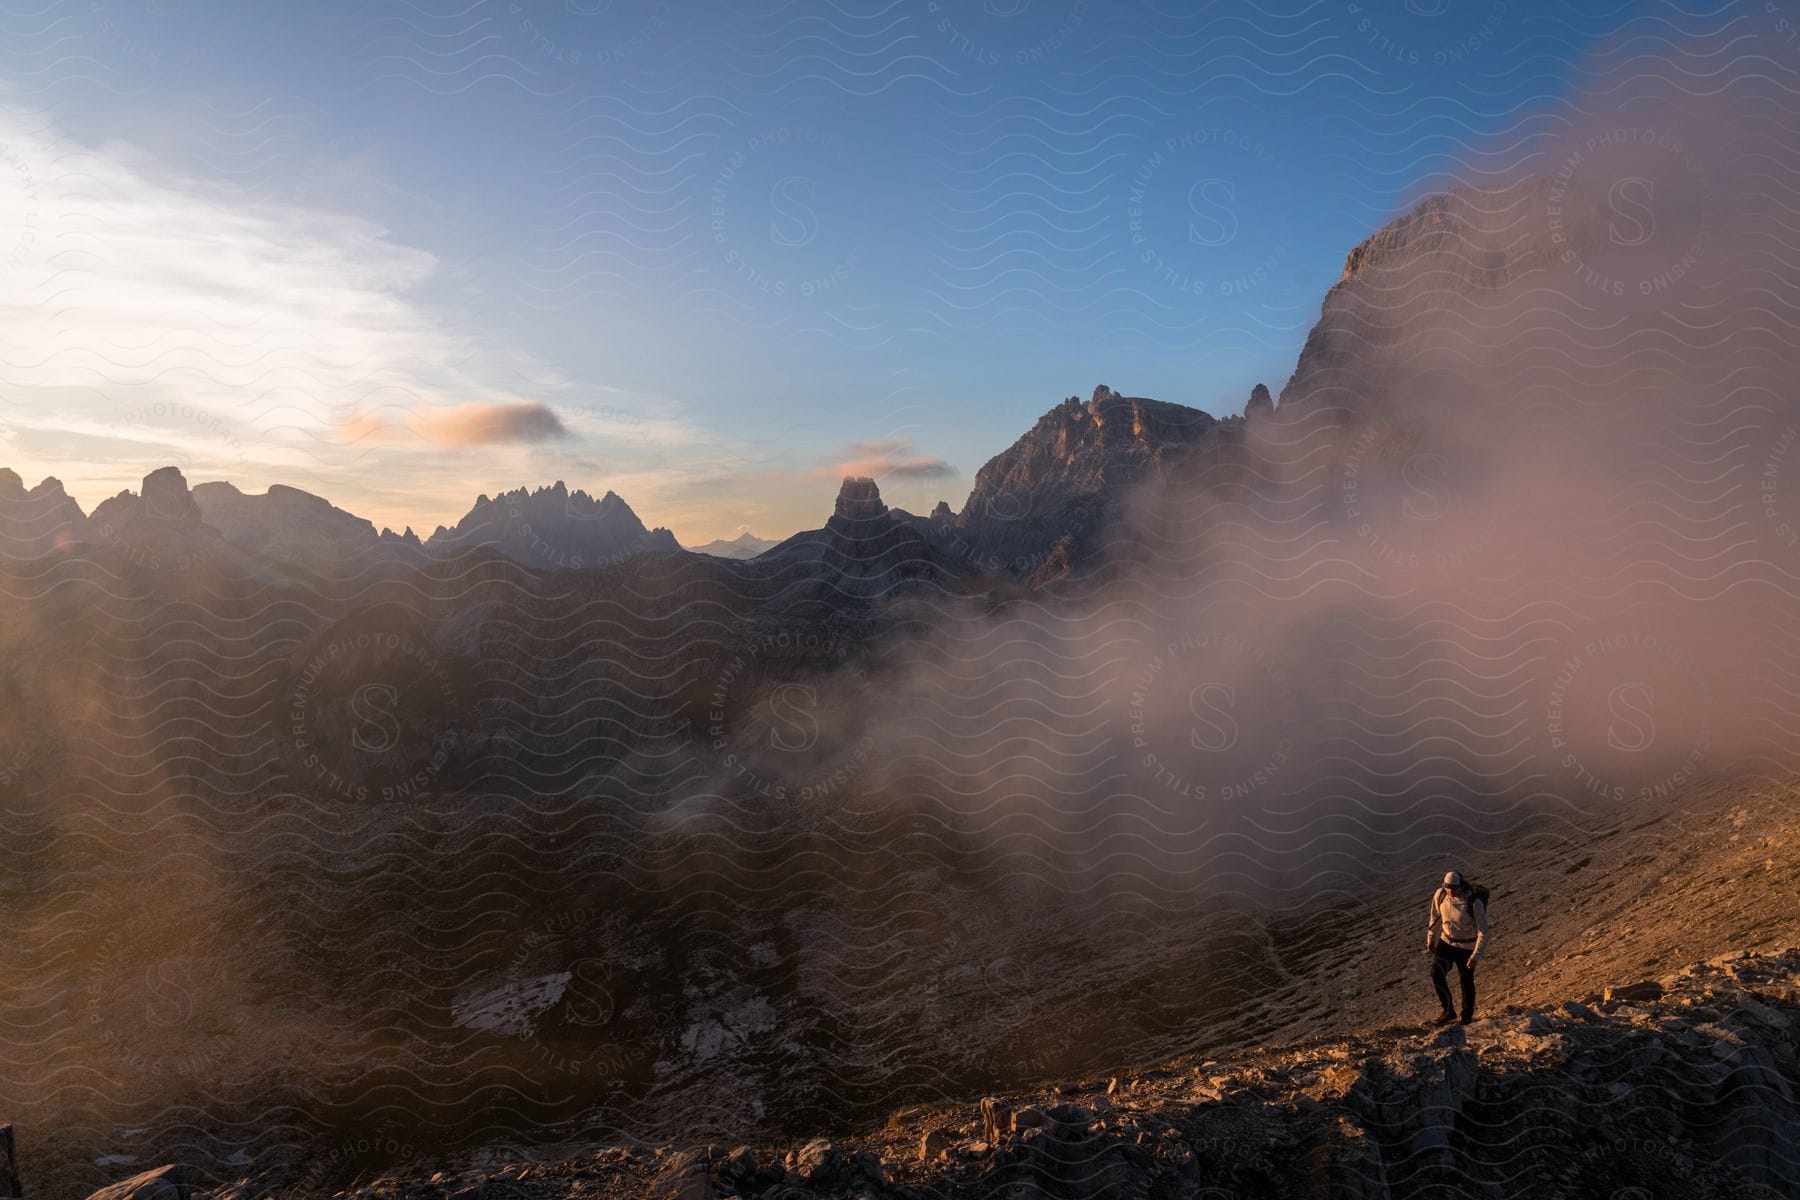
top-left (826, 437), bottom-right (953, 480)
top-left (340, 402), bottom-right (569, 448)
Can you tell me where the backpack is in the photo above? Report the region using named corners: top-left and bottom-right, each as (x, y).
top-left (1437, 882), bottom-right (1491, 911)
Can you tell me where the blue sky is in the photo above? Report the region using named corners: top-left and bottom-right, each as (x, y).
top-left (0, 0), bottom-right (1698, 542)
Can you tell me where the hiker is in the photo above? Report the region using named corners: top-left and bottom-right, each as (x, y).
top-left (1426, 870), bottom-right (1488, 1025)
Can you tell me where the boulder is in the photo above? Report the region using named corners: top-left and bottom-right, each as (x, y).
top-left (83, 1165), bottom-right (191, 1200)
top-left (788, 1138), bottom-right (843, 1186)
top-left (1732, 996), bottom-right (1792, 1029)
top-left (1604, 981), bottom-right (1664, 1005)
top-left (717, 1145), bottom-right (757, 1185)
top-left (847, 1149), bottom-right (885, 1184)
top-left (646, 1148), bottom-right (712, 1200)
top-left (918, 1129), bottom-right (951, 1162)
top-left (1044, 1103), bottom-right (1094, 1129)
top-left (1010, 1105), bottom-right (1048, 1132)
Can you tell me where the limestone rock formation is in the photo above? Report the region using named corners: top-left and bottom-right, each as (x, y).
top-left (944, 384), bottom-right (1221, 576)
top-left (192, 481), bottom-right (382, 571)
top-left (81, 467), bottom-right (232, 573)
top-left (1276, 179), bottom-right (1556, 415)
top-left (821, 476), bottom-right (933, 584)
top-left (1244, 382), bottom-right (1274, 421)
top-left (426, 481), bottom-right (680, 571)
top-left (0, 470), bottom-right (85, 562)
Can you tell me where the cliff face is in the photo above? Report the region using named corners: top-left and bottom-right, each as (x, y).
top-left (81, 466), bottom-right (234, 574)
top-left (944, 385), bottom-right (1222, 575)
top-left (820, 475), bottom-right (936, 587)
top-left (956, 385), bottom-right (1218, 530)
top-left (1276, 179), bottom-right (1556, 415)
top-left (0, 469), bottom-right (85, 562)
top-left (425, 482), bottom-right (681, 570)
top-left (192, 482), bottom-right (384, 571)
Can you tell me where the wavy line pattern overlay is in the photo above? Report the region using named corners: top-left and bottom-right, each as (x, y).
top-left (1, 1), bottom-right (1798, 1198)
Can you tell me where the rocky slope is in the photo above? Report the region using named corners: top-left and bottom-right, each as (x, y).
top-left (193, 943), bottom-right (1799, 1200)
top-left (17, 779), bottom-right (1786, 1200)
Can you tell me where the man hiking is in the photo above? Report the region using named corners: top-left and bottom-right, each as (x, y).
top-left (1427, 870), bottom-right (1488, 1025)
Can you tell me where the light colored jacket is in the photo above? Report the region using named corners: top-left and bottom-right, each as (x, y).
top-left (1427, 887), bottom-right (1489, 954)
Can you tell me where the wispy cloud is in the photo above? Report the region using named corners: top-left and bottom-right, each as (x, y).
top-left (0, 106), bottom-right (698, 533)
top-left (0, 106), bottom-right (951, 546)
top-left (828, 438), bottom-right (956, 480)
top-left (342, 401), bottom-right (571, 448)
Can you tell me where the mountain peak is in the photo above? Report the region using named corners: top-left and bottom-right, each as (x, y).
top-left (1246, 382), bottom-right (1274, 419)
top-left (0, 466), bottom-right (87, 561)
top-left (139, 466), bottom-right (200, 523)
top-left (957, 389), bottom-right (1216, 524)
top-left (191, 479), bottom-right (382, 568)
top-left (427, 481), bottom-right (678, 569)
top-left (834, 476), bottom-right (887, 521)
top-left (685, 529), bottom-right (782, 559)
top-left (1280, 179), bottom-right (1556, 411)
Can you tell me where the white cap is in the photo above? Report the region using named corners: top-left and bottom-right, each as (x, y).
top-left (1443, 870), bottom-right (1463, 887)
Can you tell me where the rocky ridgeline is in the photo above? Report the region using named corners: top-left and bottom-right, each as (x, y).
top-left (107, 946), bottom-right (1789, 1200)
top-left (0, 380), bottom-right (1257, 586)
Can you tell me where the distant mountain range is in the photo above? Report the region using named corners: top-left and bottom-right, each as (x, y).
top-left (0, 382), bottom-right (1265, 584)
top-left (685, 531), bottom-right (781, 559)
top-left (0, 177), bottom-right (1566, 587)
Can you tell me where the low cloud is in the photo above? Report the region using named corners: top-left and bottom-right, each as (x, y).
top-left (342, 402), bottom-right (570, 448)
top-left (825, 438), bottom-right (954, 481)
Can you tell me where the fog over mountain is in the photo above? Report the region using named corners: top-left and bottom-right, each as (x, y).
top-left (2, 18), bottom-right (1799, 1200)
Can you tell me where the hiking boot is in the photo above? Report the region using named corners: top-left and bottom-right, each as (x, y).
top-left (1458, 1016), bottom-right (1473, 1025)
top-left (1433, 1011), bottom-right (1457, 1026)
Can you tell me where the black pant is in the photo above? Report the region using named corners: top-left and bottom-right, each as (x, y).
top-left (1431, 942), bottom-right (1476, 1020)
